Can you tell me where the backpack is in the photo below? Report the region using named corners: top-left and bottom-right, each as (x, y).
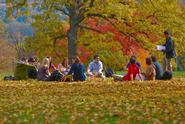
top-left (105, 68), bottom-right (114, 77)
top-left (161, 71), bottom-right (173, 80)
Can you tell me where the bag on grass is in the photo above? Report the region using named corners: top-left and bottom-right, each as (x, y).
top-left (105, 68), bottom-right (114, 77)
top-left (161, 71), bottom-right (173, 80)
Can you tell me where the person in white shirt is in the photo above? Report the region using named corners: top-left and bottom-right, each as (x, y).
top-left (87, 55), bottom-right (105, 78)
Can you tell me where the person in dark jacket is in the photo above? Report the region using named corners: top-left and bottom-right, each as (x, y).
top-left (162, 30), bottom-right (176, 72)
top-left (68, 56), bottom-right (86, 81)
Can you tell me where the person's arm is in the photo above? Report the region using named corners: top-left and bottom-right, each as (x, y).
top-left (98, 62), bottom-right (103, 73)
top-left (44, 66), bottom-right (51, 76)
top-left (68, 64), bottom-right (74, 75)
top-left (138, 69), bottom-right (143, 81)
top-left (130, 74), bottom-right (134, 81)
top-left (87, 62), bottom-right (91, 73)
top-left (126, 62), bottom-right (130, 69)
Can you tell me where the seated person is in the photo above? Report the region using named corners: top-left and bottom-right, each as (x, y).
top-left (151, 56), bottom-right (163, 80)
top-left (37, 57), bottom-right (51, 81)
top-left (126, 56), bottom-right (141, 69)
top-left (27, 57), bottom-right (39, 79)
top-left (142, 57), bottom-right (156, 81)
top-left (68, 56), bottom-right (86, 81)
top-left (113, 57), bottom-right (143, 81)
top-left (58, 58), bottom-right (71, 75)
top-left (87, 55), bottom-right (104, 78)
top-left (123, 57), bottom-right (143, 81)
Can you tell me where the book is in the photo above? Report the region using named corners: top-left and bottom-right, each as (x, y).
top-left (156, 45), bottom-right (166, 51)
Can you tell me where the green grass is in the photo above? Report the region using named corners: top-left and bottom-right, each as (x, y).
top-left (0, 79), bottom-right (185, 123)
top-left (0, 72), bottom-right (13, 79)
top-left (173, 71), bottom-right (185, 78)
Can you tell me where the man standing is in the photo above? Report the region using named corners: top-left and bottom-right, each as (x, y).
top-left (162, 30), bottom-right (176, 72)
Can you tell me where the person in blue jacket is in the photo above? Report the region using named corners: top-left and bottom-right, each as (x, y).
top-left (68, 56), bottom-right (86, 81)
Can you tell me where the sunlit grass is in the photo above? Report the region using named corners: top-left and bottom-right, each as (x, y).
top-left (0, 79), bottom-right (185, 123)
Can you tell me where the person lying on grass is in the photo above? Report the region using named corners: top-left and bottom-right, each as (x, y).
top-left (113, 57), bottom-right (143, 81)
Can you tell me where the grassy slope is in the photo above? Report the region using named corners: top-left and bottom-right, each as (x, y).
top-left (0, 79), bottom-right (185, 124)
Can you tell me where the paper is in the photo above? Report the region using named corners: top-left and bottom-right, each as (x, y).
top-left (156, 45), bottom-right (166, 51)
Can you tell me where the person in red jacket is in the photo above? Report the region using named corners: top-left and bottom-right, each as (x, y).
top-left (123, 57), bottom-right (143, 81)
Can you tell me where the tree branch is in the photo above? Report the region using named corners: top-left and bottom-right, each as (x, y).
top-left (79, 24), bottom-right (102, 33)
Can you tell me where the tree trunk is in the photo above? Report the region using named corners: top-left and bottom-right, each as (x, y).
top-left (67, 9), bottom-right (78, 65)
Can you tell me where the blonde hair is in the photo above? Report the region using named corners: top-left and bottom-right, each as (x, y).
top-left (40, 58), bottom-right (50, 68)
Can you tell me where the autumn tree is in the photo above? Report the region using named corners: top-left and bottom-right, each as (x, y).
top-left (6, 0), bottom-right (138, 63)
top-left (6, 0), bottom-right (185, 67)
top-left (0, 21), bottom-right (17, 72)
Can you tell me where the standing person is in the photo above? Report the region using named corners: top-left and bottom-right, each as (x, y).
top-left (151, 56), bottom-right (163, 80)
top-left (143, 57), bottom-right (156, 81)
top-left (162, 30), bottom-right (176, 72)
top-left (68, 56), bottom-right (86, 81)
top-left (87, 55), bottom-right (105, 78)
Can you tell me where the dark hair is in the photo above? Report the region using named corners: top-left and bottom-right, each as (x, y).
top-left (146, 57), bottom-right (152, 65)
top-left (131, 55), bottom-right (136, 59)
top-left (73, 56), bottom-right (81, 64)
top-left (151, 56), bottom-right (157, 62)
top-left (94, 55), bottom-right (99, 59)
top-left (21, 57), bottom-right (27, 61)
top-left (33, 56), bottom-right (39, 62)
top-left (164, 30), bottom-right (171, 35)
top-left (130, 57), bottom-right (136, 64)
top-left (28, 57), bottom-right (36, 63)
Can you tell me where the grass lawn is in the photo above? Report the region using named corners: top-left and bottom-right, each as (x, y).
top-left (0, 79), bottom-right (185, 124)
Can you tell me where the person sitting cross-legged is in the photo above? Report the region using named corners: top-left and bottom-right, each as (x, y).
top-left (68, 56), bottom-right (86, 81)
top-left (142, 57), bottom-right (156, 81)
top-left (113, 57), bottom-right (143, 81)
top-left (87, 55), bottom-right (105, 78)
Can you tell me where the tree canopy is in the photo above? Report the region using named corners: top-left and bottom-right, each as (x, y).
top-left (6, 0), bottom-right (185, 68)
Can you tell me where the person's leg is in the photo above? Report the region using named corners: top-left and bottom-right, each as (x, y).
top-left (166, 58), bottom-right (172, 72)
top-left (97, 72), bottom-right (105, 78)
top-left (162, 56), bottom-right (167, 72)
top-left (112, 74), bottom-right (123, 81)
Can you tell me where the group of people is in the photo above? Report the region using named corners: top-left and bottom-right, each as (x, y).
top-left (112, 30), bottom-right (175, 81)
top-left (4, 30), bottom-right (175, 82)
top-left (9, 55), bottom-right (105, 82)
top-left (113, 55), bottom-right (172, 81)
